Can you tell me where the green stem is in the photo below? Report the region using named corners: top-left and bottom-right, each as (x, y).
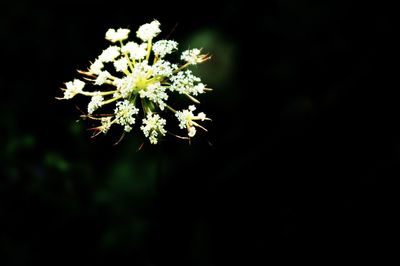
top-left (153, 55), bottom-right (159, 65)
top-left (165, 104), bottom-right (177, 113)
top-left (81, 90), bottom-right (117, 97)
top-left (102, 96), bottom-right (122, 105)
top-left (173, 62), bottom-right (190, 74)
top-left (184, 93), bottom-right (200, 104)
top-left (146, 39), bottom-right (152, 61)
top-left (141, 98), bottom-right (149, 115)
top-left (120, 40), bottom-right (135, 71)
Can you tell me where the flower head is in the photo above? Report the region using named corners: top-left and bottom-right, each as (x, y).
top-left (94, 70), bottom-right (111, 85)
top-left (170, 70), bottom-right (205, 96)
top-left (87, 92), bottom-right (104, 114)
top-left (58, 20), bottom-right (211, 145)
top-left (153, 40), bottom-right (178, 58)
top-left (105, 28), bottom-right (130, 43)
top-left (181, 49), bottom-right (201, 65)
top-left (140, 113), bottom-right (167, 144)
top-left (113, 57), bottom-right (129, 72)
top-left (89, 60), bottom-right (104, 75)
top-left (122, 42), bottom-right (147, 60)
top-left (59, 79), bottom-right (85, 99)
top-left (99, 117), bottom-right (113, 134)
top-left (114, 100), bottom-right (139, 132)
top-left (99, 46), bottom-right (120, 63)
top-left (136, 20), bottom-right (161, 42)
top-left (175, 105), bottom-right (209, 137)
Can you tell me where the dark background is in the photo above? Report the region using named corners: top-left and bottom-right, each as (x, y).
top-left (0, 0), bottom-right (396, 265)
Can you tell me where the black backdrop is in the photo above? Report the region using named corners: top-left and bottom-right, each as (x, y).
top-left (0, 0), bottom-right (396, 265)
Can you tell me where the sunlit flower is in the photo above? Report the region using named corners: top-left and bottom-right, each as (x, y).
top-left (58, 20), bottom-right (211, 145)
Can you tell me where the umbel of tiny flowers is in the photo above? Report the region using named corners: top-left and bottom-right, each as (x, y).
top-left (57, 20), bottom-right (212, 145)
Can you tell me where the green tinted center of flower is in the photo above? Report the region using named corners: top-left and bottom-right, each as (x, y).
top-left (135, 78), bottom-right (149, 91)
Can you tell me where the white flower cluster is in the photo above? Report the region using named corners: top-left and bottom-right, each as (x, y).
top-left (140, 113), bottom-right (167, 144)
top-left (58, 20), bottom-right (211, 145)
top-left (175, 105), bottom-right (209, 137)
top-left (60, 79), bottom-right (85, 99)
